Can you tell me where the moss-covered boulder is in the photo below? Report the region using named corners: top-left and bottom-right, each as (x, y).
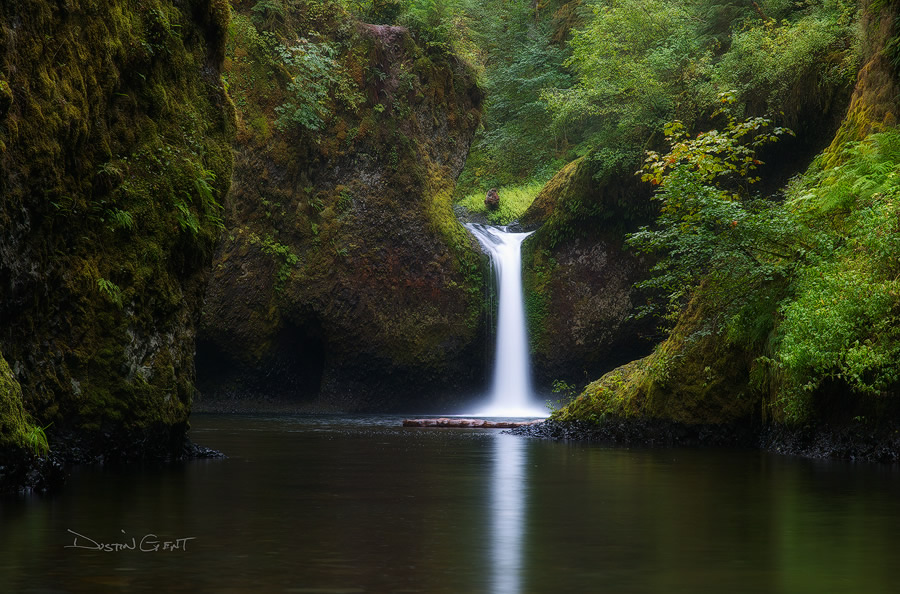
top-left (197, 1), bottom-right (485, 410)
top-left (0, 0), bottom-right (235, 461)
top-left (555, 293), bottom-right (762, 426)
top-left (520, 157), bottom-right (658, 389)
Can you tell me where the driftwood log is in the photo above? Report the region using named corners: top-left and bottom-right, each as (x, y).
top-left (402, 418), bottom-right (543, 428)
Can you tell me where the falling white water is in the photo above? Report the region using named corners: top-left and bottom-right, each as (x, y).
top-left (466, 224), bottom-right (547, 418)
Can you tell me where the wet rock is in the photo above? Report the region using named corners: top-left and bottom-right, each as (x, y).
top-left (520, 157), bottom-right (658, 389)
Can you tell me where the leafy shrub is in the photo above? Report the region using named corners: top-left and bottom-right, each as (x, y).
top-left (628, 100), bottom-right (795, 323)
top-left (713, 7), bottom-right (859, 116)
top-left (773, 131), bottom-right (900, 419)
top-left (24, 422), bottom-right (51, 457)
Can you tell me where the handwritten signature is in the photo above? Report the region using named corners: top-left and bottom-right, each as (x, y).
top-left (65, 529), bottom-right (195, 552)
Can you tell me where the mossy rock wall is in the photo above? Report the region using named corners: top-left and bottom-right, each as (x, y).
top-left (824, 0), bottom-right (900, 158)
top-left (0, 0), bottom-right (235, 458)
top-left (197, 1), bottom-right (485, 410)
top-left (521, 157), bottom-right (658, 389)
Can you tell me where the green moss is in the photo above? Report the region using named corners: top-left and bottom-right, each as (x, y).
top-left (823, 0), bottom-right (900, 164)
top-left (555, 292), bottom-right (760, 426)
top-left (522, 246), bottom-right (554, 355)
top-left (0, 0), bottom-right (235, 447)
top-left (456, 181), bottom-right (545, 225)
top-left (0, 353), bottom-right (29, 451)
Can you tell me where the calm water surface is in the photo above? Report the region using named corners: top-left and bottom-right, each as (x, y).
top-left (3, 414), bottom-right (900, 593)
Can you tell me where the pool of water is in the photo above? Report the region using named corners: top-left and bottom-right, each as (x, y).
top-left (2, 414), bottom-right (900, 593)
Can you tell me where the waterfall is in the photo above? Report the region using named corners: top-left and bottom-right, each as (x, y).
top-left (466, 224), bottom-right (547, 418)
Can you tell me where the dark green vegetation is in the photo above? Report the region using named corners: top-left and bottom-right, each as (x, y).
top-left (196, 0), bottom-right (486, 410)
top-left (0, 0), bottom-right (234, 487)
top-left (555, 0), bottom-right (900, 449)
top-left (520, 0), bottom-right (862, 391)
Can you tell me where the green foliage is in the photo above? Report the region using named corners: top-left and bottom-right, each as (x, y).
top-left (641, 95), bottom-right (794, 191)
top-left (96, 278), bottom-right (124, 308)
top-left (547, 379), bottom-right (580, 411)
top-left (345, 0), bottom-right (573, 193)
top-left (772, 131), bottom-right (900, 419)
top-left (24, 423), bottom-right (51, 457)
top-left (545, 0), bottom-right (716, 173)
top-left (274, 38), bottom-right (362, 133)
top-left (195, 169), bottom-right (225, 230)
top-left (714, 5), bottom-right (859, 116)
top-left (250, 232), bottom-right (300, 289)
top-left (544, 0), bottom-right (858, 182)
top-left (456, 181), bottom-right (544, 224)
top-left (628, 101), bottom-right (795, 322)
top-left (633, 121), bottom-right (900, 422)
top-left (174, 198), bottom-right (201, 235)
top-left (342, 0), bottom-right (467, 53)
top-left (344, 0), bottom-right (405, 24)
top-left (104, 208), bottom-right (134, 231)
top-left (454, 0), bottom-right (574, 192)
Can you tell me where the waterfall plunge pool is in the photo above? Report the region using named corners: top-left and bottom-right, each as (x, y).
top-left (3, 413), bottom-right (900, 593)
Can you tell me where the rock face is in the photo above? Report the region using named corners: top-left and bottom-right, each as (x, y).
top-left (0, 1), bottom-right (235, 465)
top-left (197, 3), bottom-right (486, 411)
top-left (824, 0), bottom-right (900, 157)
top-left (520, 157), bottom-right (658, 389)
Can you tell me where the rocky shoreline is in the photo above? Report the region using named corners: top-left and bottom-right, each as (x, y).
top-left (511, 418), bottom-right (900, 463)
top-left (0, 437), bottom-right (223, 496)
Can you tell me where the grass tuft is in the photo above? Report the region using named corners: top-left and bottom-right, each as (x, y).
top-left (456, 181), bottom-right (544, 224)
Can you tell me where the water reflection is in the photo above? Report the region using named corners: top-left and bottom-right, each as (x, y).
top-left (5, 416), bottom-right (900, 593)
top-left (491, 433), bottom-right (527, 594)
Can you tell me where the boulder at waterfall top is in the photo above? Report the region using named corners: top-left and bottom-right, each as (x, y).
top-left (196, 0), bottom-right (486, 411)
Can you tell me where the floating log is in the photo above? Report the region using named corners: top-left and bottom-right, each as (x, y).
top-left (402, 418), bottom-right (543, 428)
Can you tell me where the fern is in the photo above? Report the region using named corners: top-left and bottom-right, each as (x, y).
top-left (97, 277), bottom-right (124, 307)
